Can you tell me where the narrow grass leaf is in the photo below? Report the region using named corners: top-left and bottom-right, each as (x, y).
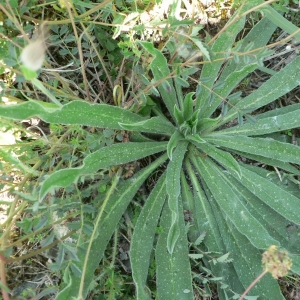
top-left (31, 78), bottom-right (62, 106)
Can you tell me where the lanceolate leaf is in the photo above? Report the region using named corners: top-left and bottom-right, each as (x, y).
top-left (196, 4), bottom-right (250, 112)
top-left (201, 63), bottom-right (258, 119)
top-left (235, 165), bottom-right (300, 226)
top-left (222, 167), bottom-right (300, 254)
top-left (189, 139), bottom-right (242, 179)
top-left (40, 141), bottom-right (168, 200)
top-left (205, 187), bottom-right (284, 299)
top-left (156, 198), bottom-right (193, 300)
top-left (0, 100), bottom-right (145, 129)
top-left (206, 135), bottom-right (300, 164)
top-left (56, 153), bottom-right (169, 300)
top-left (119, 116), bottom-right (176, 135)
top-left (139, 41), bottom-right (177, 118)
top-left (186, 159), bottom-right (224, 253)
top-left (190, 155), bottom-right (279, 249)
top-left (166, 140), bottom-right (188, 253)
top-left (131, 174), bottom-right (167, 300)
top-left (227, 222), bottom-right (285, 299)
top-left (180, 172), bottom-right (199, 242)
top-left (219, 17), bottom-right (277, 81)
top-left (183, 92), bottom-right (195, 120)
top-left (225, 150), bottom-right (300, 176)
top-left (213, 108), bottom-right (300, 136)
top-left (224, 55), bottom-right (300, 123)
top-left (262, 6), bottom-right (300, 42)
top-left (167, 130), bottom-right (183, 160)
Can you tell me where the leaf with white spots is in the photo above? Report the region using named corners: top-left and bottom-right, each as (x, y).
top-left (189, 139), bottom-right (242, 179)
top-left (156, 196), bottom-right (193, 300)
top-left (119, 116), bottom-right (175, 135)
top-left (56, 154), bottom-right (169, 299)
top-left (0, 100), bottom-right (145, 129)
top-left (224, 55), bottom-right (300, 122)
top-left (206, 136), bottom-right (300, 164)
top-left (236, 166), bottom-right (300, 226)
top-left (166, 140), bottom-right (188, 253)
top-left (190, 155), bottom-right (278, 249)
top-left (131, 174), bottom-right (167, 300)
top-left (40, 141), bottom-right (168, 200)
top-left (213, 105), bottom-right (300, 136)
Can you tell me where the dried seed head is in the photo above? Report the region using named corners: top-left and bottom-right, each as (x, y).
top-left (20, 24), bottom-right (48, 71)
top-left (262, 245), bottom-right (292, 279)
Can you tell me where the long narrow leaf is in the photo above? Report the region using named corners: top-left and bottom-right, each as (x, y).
top-left (262, 6), bottom-right (300, 42)
top-left (166, 140), bottom-right (188, 253)
top-left (219, 17), bottom-right (276, 81)
top-left (222, 166), bottom-right (300, 254)
top-left (227, 221), bottom-right (285, 299)
top-left (119, 116), bottom-right (176, 135)
top-left (212, 108), bottom-right (300, 136)
top-left (188, 138), bottom-right (241, 179)
top-left (206, 135), bottom-right (300, 164)
top-left (40, 141), bottom-right (167, 200)
top-left (223, 149), bottom-right (300, 176)
top-left (56, 153), bottom-right (169, 300)
top-left (131, 173), bottom-right (167, 300)
top-left (196, 7), bottom-right (247, 113)
top-left (224, 56), bottom-right (300, 123)
top-left (139, 42), bottom-right (177, 118)
top-left (190, 155), bottom-right (278, 249)
top-left (186, 158), bottom-right (224, 253)
top-left (0, 100), bottom-right (145, 129)
top-left (156, 198), bottom-right (193, 300)
top-left (234, 165), bottom-right (300, 226)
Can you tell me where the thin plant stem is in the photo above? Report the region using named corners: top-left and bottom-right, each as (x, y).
top-left (78, 168), bottom-right (122, 299)
top-left (63, 0), bottom-right (91, 101)
top-left (238, 270), bottom-right (268, 300)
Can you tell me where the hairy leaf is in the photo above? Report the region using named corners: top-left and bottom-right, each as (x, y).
top-left (166, 141), bottom-right (188, 253)
top-left (40, 141), bottom-right (167, 200)
top-left (156, 197), bottom-right (193, 300)
top-left (0, 100), bottom-right (145, 129)
top-left (131, 174), bottom-right (167, 300)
